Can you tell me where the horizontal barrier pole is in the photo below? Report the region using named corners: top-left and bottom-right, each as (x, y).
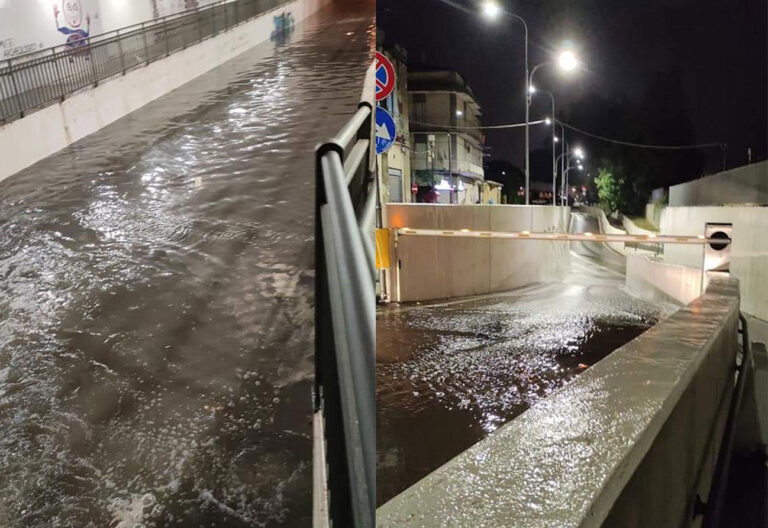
top-left (395, 227), bottom-right (730, 245)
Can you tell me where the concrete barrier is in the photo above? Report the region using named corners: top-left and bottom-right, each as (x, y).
top-left (0, 0), bottom-right (329, 183)
top-left (660, 206), bottom-right (768, 321)
top-left (626, 254), bottom-right (705, 306)
top-left (385, 204), bottom-right (570, 302)
top-left (378, 273), bottom-right (740, 528)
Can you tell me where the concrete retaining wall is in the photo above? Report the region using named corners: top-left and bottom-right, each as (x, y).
top-left (385, 204), bottom-right (570, 302)
top-left (645, 202), bottom-right (665, 229)
top-left (0, 0), bottom-right (329, 183)
top-left (379, 274), bottom-right (741, 528)
top-left (622, 215), bottom-right (657, 236)
top-left (582, 206), bottom-right (627, 254)
top-left (626, 255), bottom-right (705, 306)
top-left (660, 205), bottom-right (768, 320)
top-left (670, 161), bottom-right (768, 206)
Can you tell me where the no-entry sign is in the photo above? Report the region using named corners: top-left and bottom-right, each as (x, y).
top-left (375, 52), bottom-right (396, 101)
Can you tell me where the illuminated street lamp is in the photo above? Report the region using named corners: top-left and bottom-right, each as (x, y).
top-left (558, 50), bottom-right (579, 72)
top-left (482, 0), bottom-right (501, 18)
top-left (529, 47), bottom-right (580, 205)
top-left (482, 1), bottom-right (530, 204)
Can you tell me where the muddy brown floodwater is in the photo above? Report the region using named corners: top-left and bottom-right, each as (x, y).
top-left (0, 2), bottom-right (373, 527)
top-left (376, 234), bottom-right (676, 507)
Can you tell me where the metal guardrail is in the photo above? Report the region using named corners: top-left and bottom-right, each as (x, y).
top-left (315, 101), bottom-right (376, 527)
top-left (0, 0), bottom-right (290, 125)
top-left (624, 240), bottom-right (664, 256)
top-left (701, 313), bottom-right (754, 528)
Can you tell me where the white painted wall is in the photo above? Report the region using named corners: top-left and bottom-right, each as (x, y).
top-left (0, 0), bottom-right (328, 182)
top-left (97, 0), bottom-right (153, 32)
top-left (0, 0), bottom-right (232, 51)
top-left (385, 204), bottom-right (571, 302)
top-left (0, 0), bottom-right (104, 59)
top-left (660, 205), bottom-right (768, 320)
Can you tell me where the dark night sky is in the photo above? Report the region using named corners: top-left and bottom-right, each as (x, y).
top-left (378, 0), bottom-right (768, 185)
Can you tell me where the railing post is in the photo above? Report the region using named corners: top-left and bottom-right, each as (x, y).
top-left (51, 48), bottom-right (65, 102)
top-left (7, 58), bottom-right (25, 119)
top-left (88, 42), bottom-right (99, 87)
top-left (141, 22), bottom-right (150, 65)
top-left (116, 29), bottom-right (126, 74)
top-left (163, 17), bottom-right (170, 56)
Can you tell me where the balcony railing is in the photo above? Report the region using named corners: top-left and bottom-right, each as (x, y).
top-left (0, 0), bottom-right (290, 125)
top-left (314, 101), bottom-right (376, 528)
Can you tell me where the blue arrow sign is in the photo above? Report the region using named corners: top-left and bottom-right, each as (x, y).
top-left (375, 107), bottom-right (396, 155)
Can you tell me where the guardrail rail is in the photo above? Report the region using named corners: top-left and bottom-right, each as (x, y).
top-left (0, 0), bottom-right (290, 125)
top-left (314, 101), bottom-right (376, 528)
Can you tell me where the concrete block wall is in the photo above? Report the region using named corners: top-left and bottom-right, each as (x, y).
top-left (385, 204), bottom-right (570, 302)
top-left (660, 206), bottom-right (768, 321)
top-left (0, 0), bottom-right (330, 183)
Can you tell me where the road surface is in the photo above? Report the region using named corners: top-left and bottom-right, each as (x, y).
top-left (0, 2), bottom-right (372, 526)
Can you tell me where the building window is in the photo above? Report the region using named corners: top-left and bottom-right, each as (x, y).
top-left (412, 94), bottom-right (426, 124)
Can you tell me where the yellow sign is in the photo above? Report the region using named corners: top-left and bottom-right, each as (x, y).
top-left (375, 228), bottom-right (391, 269)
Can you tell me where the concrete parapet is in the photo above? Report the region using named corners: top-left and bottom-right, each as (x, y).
top-left (384, 204), bottom-right (570, 302)
top-left (378, 274), bottom-right (741, 528)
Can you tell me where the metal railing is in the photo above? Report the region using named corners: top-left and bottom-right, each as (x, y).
top-left (0, 0), bottom-right (290, 125)
top-left (315, 101), bottom-right (376, 528)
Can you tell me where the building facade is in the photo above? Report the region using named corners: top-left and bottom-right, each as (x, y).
top-left (376, 43), bottom-right (412, 203)
top-left (408, 69), bottom-right (501, 204)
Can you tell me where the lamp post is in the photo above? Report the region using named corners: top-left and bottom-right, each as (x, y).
top-left (528, 49), bottom-right (578, 204)
top-left (556, 146), bottom-right (584, 205)
top-left (531, 87), bottom-right (557, 205)
top-left (482, 1), bottom-right (529, 204)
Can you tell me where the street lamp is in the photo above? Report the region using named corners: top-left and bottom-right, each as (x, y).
top-left (532, 90), bottom-right (557, 204)
top-left (482, 2), bottom-right (529, 204)
top-left (528, 47), bottom-right (580, 205)
top-left (482, 1), bottom-right (501, 18)
top-left (558, 50), bottom-right (579, 72)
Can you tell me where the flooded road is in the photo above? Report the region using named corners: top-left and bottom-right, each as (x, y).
top-left (0, 2), bottom-right (373, 526)
top-left (376, 212), bottom-right (676, 506)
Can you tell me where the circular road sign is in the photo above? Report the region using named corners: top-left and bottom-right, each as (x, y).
top-left (375, 52), bottom-right (395, 101)
top-left (375, 107), bottom-right (396, 155)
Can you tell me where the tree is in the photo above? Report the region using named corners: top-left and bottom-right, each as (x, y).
top-left (594, 163), bottom-right (625, 214)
